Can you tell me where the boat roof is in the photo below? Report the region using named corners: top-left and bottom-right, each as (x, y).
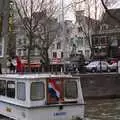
top-left (0, 73), bottom-right (79, 80)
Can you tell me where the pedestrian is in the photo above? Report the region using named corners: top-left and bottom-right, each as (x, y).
top-left (8, 58), bottom-right (15, 73)
top-left (6, 58), bottom-right (11, 73)
top-left (16, 56), bottom-right (24, 73)
top-left (0, 63), bottom-right (2, 74)
top-left (11, 57), bottom-right (17, 73)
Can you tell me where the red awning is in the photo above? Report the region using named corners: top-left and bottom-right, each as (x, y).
top-left (22, 59), bottom-right (40, 68)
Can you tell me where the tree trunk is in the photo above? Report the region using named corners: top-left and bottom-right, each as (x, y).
top-left (27, 34), bottom-right (33, 72)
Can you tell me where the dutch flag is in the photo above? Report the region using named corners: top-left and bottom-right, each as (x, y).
top-left (48, 79), bottom-right (60, 100)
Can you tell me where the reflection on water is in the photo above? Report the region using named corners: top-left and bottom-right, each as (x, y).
top-left (85, 99), bottom-right (120, 120)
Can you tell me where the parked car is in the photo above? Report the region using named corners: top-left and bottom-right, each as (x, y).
top-left (85, 61), bottom-right (109, 72)
top-left (108, 62), bottom-right (117, 72)
top-left (107, 58), bottom-right (118, 64)
top-left (107, 58), bottom-right (118, 72)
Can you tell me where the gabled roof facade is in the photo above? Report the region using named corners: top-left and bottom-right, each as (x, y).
top-left (101, 8), bottom-right (120, 26)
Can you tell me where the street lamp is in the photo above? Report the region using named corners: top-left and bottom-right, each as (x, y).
top-left (98, 46), bottom-right (102, 72)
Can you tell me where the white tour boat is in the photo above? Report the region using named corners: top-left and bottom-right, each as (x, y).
top-left (0, 73), bottom-right (84, 120)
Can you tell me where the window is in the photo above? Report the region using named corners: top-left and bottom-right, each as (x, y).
top-left (57, 42), bottom-right (61, 49)
top-left (111, 36), bottom-right (118, 46)
top-left (7, 81), bottom-right (15, 98)
top-left (18, 39), bottom-right (22, 45)
top-left (23, 49), bottom-right (27, 56)
top-left (17, 82), bottom-right (26, 101)
top-left (94, 37), bottom-right (99, 45)
top-left (64, 80), bottom-right (78, 99)
top-left (78, 37), bottom-right (83, 46)
top-left (17, 49), bottom-right (22, 56)
top-left (66, 29), bottom-right (70, 34)
top-left (61, 52), bottom-right (63, 58)
top-left (101, 24), bottom-right (108, 30)
top-left (78, 26), bottom-right (82, 32)
top-left (23, 38), bottom-right (27, 45)
top-left (101, 37), bottom-right (106, 45)
top-left (31, 82), bottom-right (44, 101)
top-left (53, 52), bottom-right (57, 58)
top-left (0, 80), bottom-right (6, 96)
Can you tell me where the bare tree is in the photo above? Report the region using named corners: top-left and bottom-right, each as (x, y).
top-left (14, 0), bottom-right (58, 71)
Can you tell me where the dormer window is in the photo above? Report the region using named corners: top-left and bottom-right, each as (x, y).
top-left (78, 26), bottom-right (82, 32)
top-left (57, 42), bottom-right (61, 49)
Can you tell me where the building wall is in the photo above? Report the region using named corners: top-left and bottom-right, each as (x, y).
top-left (70, 22), bottom-right (91, 60)
top-left (48, 20), bottom-right (74, 65)
top-left (92, 28), bottom-right (120, 59)
top-left (92, 9), bottom-right (120, 59)
top-left (79, 73), bottom-right (120, 99)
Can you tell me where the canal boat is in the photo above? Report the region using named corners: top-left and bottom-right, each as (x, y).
top-left (0, 73), bottom-right (84, 120)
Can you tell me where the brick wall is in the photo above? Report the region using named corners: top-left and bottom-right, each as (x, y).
top-left (78, 73), bottom-right (120, 99)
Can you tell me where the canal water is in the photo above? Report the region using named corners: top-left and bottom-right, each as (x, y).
top-left (85, 99), bottom-right (120, 120)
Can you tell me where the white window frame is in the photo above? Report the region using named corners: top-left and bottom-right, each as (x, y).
top-left (30, 82), bottom-right (45, 101)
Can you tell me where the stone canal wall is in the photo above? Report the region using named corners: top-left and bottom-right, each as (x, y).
top-left (78, 73), bottom-right (120, 99)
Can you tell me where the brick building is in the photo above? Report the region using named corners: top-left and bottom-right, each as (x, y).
top-left (92, 8), bottom-right (120, 59)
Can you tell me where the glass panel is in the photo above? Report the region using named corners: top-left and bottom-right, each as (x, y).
top-left (17, 82), bottom-right (26, 101)
top-left (0, 80), bottom-right (6, 96)
top-left (64, 80), bottom-right (78, 99)
top-left (7, 81), bottom-right (15, 98)
top-left (31, 82), bottom-right (44, 101)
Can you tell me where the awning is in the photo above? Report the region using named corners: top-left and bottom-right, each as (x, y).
top-left (22, 59), bottom-right (40, 68)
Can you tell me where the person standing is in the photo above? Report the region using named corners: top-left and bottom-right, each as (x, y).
top-left (6, 58), bottom-right (11, 73)
top-left (0, 63), bottom-right (2, 74)
top-left (11, 57), bottom-right (17, 73)
top-left (16, 56), bottom-right (24, 73)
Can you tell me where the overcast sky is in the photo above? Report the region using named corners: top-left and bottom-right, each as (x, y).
top-left (64, 0), bottom-right (75, 21)
top-left (60, 0), bottom-right (120, 22)
top-left (57, 0), bottom-right (75, 22)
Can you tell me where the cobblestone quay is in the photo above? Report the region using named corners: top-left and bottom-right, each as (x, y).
top-left (75, 73), bottom-right (120, 99)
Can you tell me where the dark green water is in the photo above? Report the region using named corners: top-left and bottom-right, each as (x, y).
top-left (85, 99), bottom-right (120, 120)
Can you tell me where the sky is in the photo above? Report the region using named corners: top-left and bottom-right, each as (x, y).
top-left (59, 0), bottom-right (120, 22)
top-left (63, 0), bottom-right (75, 21)
top-left (57, 0), bottom-right (75, 22)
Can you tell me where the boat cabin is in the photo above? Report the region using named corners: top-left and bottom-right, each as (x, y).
top-left (0, 73), bottom-right (84, 120)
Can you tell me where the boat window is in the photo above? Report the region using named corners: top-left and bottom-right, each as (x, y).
top-left (17, 82), bottom-right (26, 101)
top-left (31, 82), bottom-right (44, 101)
top-left (64, 80), bottom-right (78, 99)
top-left (0, 80), bottom-right (6, 96)
top-left (7, 81), bottom-right (15, 98)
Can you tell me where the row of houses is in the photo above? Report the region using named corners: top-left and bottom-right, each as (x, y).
top-left (0, 0), bottom-right (120, 69)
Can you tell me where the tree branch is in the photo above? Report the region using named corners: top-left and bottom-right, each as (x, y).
top-left (101, 0), bottom-right (120, 25)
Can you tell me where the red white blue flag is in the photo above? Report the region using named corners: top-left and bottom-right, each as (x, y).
top-left (48, 79), bottom-right (60, 100)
